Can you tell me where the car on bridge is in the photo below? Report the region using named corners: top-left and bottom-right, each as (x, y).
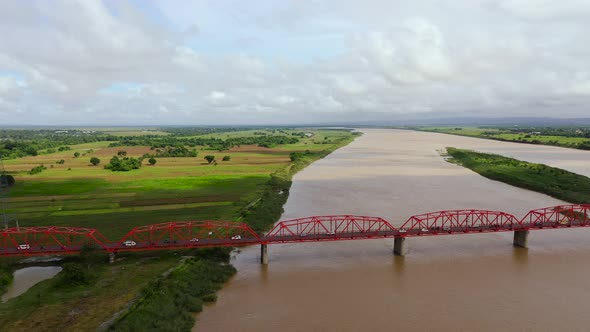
top-left (190, 238), bottom-right (199, 242)
top-left (123, 240), bottom-right (136, 247)
top-left (231, 235), bottom-right (241, 240)
top-left (17, 244), bottom-right (30, 250)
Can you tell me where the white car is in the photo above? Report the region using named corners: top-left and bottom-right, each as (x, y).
top-left (420, 228), bottom-right (429, 232)
top-left (123, 240), bottom-right (137, 247)
top-left (231, 235), bottom-right (241, 240)
top-left (190, 238), bottom-right (199, 242)
top-left (327, 231), bottom-right (335, 235)
top-left (18, 244), bottom-right (30, 250)
top-left (398, 229), bottom-right (407, 233)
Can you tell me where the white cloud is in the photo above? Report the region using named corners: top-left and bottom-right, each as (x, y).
top-left (0, 0), bottom-right (590, 124)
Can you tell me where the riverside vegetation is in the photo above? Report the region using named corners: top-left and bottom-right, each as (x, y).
top-left (0, 127), bottom-right (359, 331)
top-left (445, 147), bottom-right (590, 204)
top-left (418, 126), bottom-right (590, 150)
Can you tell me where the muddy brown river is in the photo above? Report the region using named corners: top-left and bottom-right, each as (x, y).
top-left (195, 129), bottom-right (590, 332)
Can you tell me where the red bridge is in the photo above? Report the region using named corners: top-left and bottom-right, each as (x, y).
top-left (1, 204), bottom-right (589, 264)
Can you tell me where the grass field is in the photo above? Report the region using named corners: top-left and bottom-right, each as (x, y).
top-left (0, 254), bottom-right (180, 332)
top-left (0, 128), bottom-right (358, 331)
top-left (3, 129), bottom-right (354, 240)
top-left (445, 147), bottom-right (590, 204)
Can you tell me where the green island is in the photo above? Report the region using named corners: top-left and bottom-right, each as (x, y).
top-left (445, 147), bottom-right (590, 204)
top-left (416, 126), bottom-right (590, 150)
top-left (0, 127), bottom-right (359, 332)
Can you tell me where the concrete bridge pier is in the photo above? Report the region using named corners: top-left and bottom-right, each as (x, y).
top-left (108, 252), bottom-right (116, 264)
top-left (513, 230), bottom-right (529, 248)
top-left (393, 237), bottom-right (406, 256)
top-left (260, 244), bottom-right (268, 265)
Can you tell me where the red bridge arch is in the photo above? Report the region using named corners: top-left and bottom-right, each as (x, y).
top-left (521, 204), bottom-right (590, 229)
top-left (400, 209), bottom-right (521, 235)
top-left (265, 215), bottom-right (398, 243)
top-left (0, 226), bottom-right (108, 256)
top-left (117, 221), bottom-right (261, 250)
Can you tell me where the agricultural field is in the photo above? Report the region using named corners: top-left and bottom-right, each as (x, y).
top-left (2, 128), bottom-right (355, 240)
top-left (418, 126), bottom-right (590, 150)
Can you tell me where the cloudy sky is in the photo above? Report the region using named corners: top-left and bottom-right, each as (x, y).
top-left (0, 1), bottom-right (589, 125)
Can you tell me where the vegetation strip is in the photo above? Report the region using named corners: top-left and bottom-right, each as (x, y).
top-left (416, 126), bottom-right (590, 150)
top-left (445, 147), bottom-right (590, 204)
top-left (109, 249), bottom-right (235, 332)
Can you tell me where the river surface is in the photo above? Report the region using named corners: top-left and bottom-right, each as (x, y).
top-left (1, 266), bottom-right (62, 302)
top-left (195, 129), bottom-right (590, 332)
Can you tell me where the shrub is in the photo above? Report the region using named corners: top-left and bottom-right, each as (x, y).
top-left (104, 156), bottom-right (142, 172)
top-left (29, 164), bottom-right (47, 175)
top-left (204, 155), bottom-right (215, 164)
top-left (0, 174), bottom-right (15, 187)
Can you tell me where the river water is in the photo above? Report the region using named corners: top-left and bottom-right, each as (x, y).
top-left (1, 266), bottom-right (62, 302)
top-left (195, 129), bottom-right (590, 332)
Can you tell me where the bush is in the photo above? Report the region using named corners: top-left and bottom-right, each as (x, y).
top-left (204, 155), bottom-right (215, 164)
top-left (58, 263), bottom-right (94, 287)
top-left (222, 155), bottom-right (231, 161)
top-left (0, 174), bottom-right (15, 187)
top-left (148, 157), bottom-right (157, 165)
top-left (90, 157), bottom-right (100, 166)
top-left (104, 156), bottom-right (142, 172)
top-left (29, 164), bottom-right (47, 175)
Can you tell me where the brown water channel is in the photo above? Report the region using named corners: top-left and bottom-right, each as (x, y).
top-left (195, 129), bottom-right (590, 332)
top-left (1, 266), bottom-right (62, 303)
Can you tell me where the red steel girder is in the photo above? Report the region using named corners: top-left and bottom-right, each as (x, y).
top-left (400, 209), bottom-right (521, 233)
top-left (521, 204), bottom-right (590, 229)
top-left (0, 226), bottom-right (109, 256)
top-left (119, 220), bottom-right (260, 245)
top-left (265, 215), bottom-right (397, 240)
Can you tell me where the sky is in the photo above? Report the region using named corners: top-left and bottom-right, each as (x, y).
top-left (0, 0), bottom-right (589, 125)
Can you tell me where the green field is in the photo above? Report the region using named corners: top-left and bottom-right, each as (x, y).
top-left (445, 147), bottom-right (590, 204)
top-left (420, 126), bottom-right (590, 150)
top-left (0, 128), bottom-right (358, 331)
top-left (3, 129), bottom-right (354, 239)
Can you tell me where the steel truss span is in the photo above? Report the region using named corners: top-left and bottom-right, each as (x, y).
top-left (1, 204), bottom-right (589, 257)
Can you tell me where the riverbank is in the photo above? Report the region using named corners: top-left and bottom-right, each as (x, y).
top-left (416, 127), bottom-right (590, 151)
top-left (445, 147), bottom-right (590, 204)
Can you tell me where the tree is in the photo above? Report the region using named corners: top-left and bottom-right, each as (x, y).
top-left (117, 150), bottom-right (127, 157)
top-left (0, 174), bottom-right (15, 187)
top-left (222, 155), bottom-right (231, 161)
top-left (90, 157), bottom-right (100, 166)
top-left (204, 155), bottom-right (215, 164)
top-left (59, 263), bottom-right (93, 286)
top-left (73, 152), bottom-right (80, 158)
top-left (148, 157), bottom-right (157, 165)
